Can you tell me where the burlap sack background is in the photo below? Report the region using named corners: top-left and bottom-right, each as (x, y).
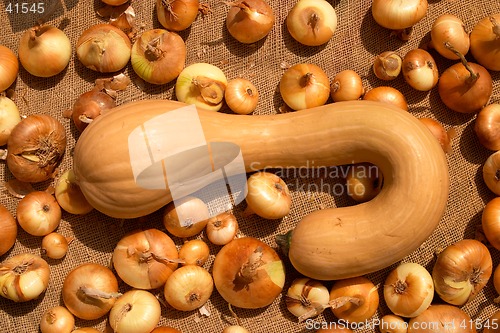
top-left (1, 0), bottom-right (500, 332)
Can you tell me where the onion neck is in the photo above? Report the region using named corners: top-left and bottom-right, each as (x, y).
top-left (13, 259), bottom-right (34, 275)
top-left (308, 13), bottom-right (320, 31)
top-left (300, 73), bottom-right (314, 87)
top-left (490, 16), bottom-right (500, 39)
top-left (145, 36), bottom-right (163, 61)
top-left (445, 42), bottom-right (479, 84)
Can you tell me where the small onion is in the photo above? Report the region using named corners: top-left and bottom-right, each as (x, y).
top-left (379, 314), bottom-right (408, 333)
top-left (383, 262), bottom-right (433, 318)
top-left (226, 0), bottom-right (275, 44)
top-left (430, 14), bottom-right (470, 60)
top-left (244, 171), bottom-right (291, 220)
top-left (131, 29), bottom-right (186, 85)
top-left (109, 290), bottom-right (161, 333)
top-left (206, 211), bottom-right (239, 245)
top-left (371, 0), bottom-right (427, 31)
top-left (285, 277), bottom-right (330, 322)
top-left (0, 253), bottom-right (50, 302)
top-left (55, 169), bottom-right (94, 215)
top-left (175, 63), bottom-right (228, 112)
top-left (363, 86), bottom-right (408, 111)
top-left (212, 237), bottom-right (285, 309)
top-left (329, 276), bottom-right (379, 323)
top-left (225, 78), bottom-right (259, 115)
top-left (0, 45), bottom-right (18, 92)
top-left (163, 196), bottom-right (210, 238)
top-left (7, 114), bottom-right (66, 183)
top-left (0, 204), bottom-right (17, 256)
top-left (71, 89), bottom-right (116, 132)
top-left (279, 63), bottom-right (330, 111)
top-left (0, 96), bottom-right (21, 146)
top-left (16, 191), bottom-right (61, 237)
top-left (402, 49), bottom-right (439, 92)
top-left (62, 263), bottom-right (121, 320)
top-left (113, 229), bottom-right (179, 289)
top-left (40, 306), bottom-right (75, 333)
top-left (345, 163), bottom-right (382, 203)
top-left (438, 44), bottom-right (492, 113)
top-left (482, 197), bottom-right (500, 250)
top-left (419, 118), bottom-right (455, 154)
top-left (41, 232), bottom-right (71, 260)
top-left (407, 304), bottom-right (475, 333)
top-left (18, 25), bottom-right (72, 77)
top-left (470, 14), bottom-right (500, 71)
top-left (483, 150), bottom-right (500, 195)
top-left (474, 104), bottom-right (500, 151)
top-left (432, 239), bottom-right (492, 306)
top-left (330, 70), bottom-right (364, 102)
top-left (156, 0), bottom-right (200, 31)
top-left (178, 239), bottom-right (210, 266)
top-left (286, 0), bottom-right (337, 46)
top-left (163, 264), bottom-right (214, 311)
top-left (76, 23), bottom-right (131, 73)
top-left (373, 51), bottom-right (402, 81)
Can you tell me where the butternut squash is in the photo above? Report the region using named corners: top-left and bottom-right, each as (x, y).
top-left (73, 99), bottom-right (449, 280)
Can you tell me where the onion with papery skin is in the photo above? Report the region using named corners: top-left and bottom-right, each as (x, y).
top-left (430, 14), bottom-right (470, 60)
top-left (379, 314), bottom-right (408, 333)
top-left (0, 45), bottom-right (18, 92)
top-left (131, 29), bottom-right (186, 85)
top-left (483, 150), bottom-right (500, 195)
top-left (483, 197), bottom-right (500, 250)
top-left (0, 204), bottom-right (17, 256)
top-left (72, 328), bottom-right (101, 333)
top-left (432, 239), bottom-right (492, 306)
top-left (363, 86), bottom-right (408, 111)
top-left (40, 306), bottom-right (75, 333)
top-left (223, 327), bottom-right (250, 333)
top-left (0, 96), bottom-right (21, 146)
top-left (383, 262), bottom-right (433, 318)
top-left (62, 263), bottom-right (121, 320)
top-left (346, 163), bottom-right (382, 203)
top-left (475, 104), bottom-right (500, 151)
top-left (163, 264), bottom-right (213, 311)
top-left (7, 114), bottom-right (66, 183)
top-left (402, 49), bottom-right (438, 92)
top-left (175, 63), bottom-right (227, 112)
top-left (72, 89), bottom-right (116, 132)
top-left (225, 78), bottom-right (259, 115)
top-left (163, 196), bottom-right (210, 238)
top-left (330, 70), bottom-right (364, 102)
top-left (438, 43), bottom-right (492, 113)
top-left (407, 304), bottom-right (476, 333)
top-left (212, 237), bottom-right (285, 309)
top-left (206, 212), bottom-right (239, 245)
top-left (280, 63), bottom-right (330, 111)
top-left (55, 169), bottom-right (94, 215)
top-left (285, 277), bottom-right (330, 322)
top-left (178, 239), bottom-right (209, 266)
top-left (419, 118), bottom-right (455, 154)
top-left (41, 232), bottom-right (71, 259)
top-left (76, 24), bottom-right (131, 73)
top-left (157, 0), bottom-right (200, 32)
top-left (19, 25), bottom-right (71, 77)
top-left (109, 289), bottom-right (161, 333)
top-left (470, 14), bottom-right (500, 71)
top-left (244, 171), bottom-right (291, 219)
top-left (113, 229), bottom-right (179, 289)
top-left (226, 0), bottom-right (275, 44)
top-left (16, 191), bottom-right (61, 236)
top-left (0, 253), bottom-right (50, 302)
top-left (373, 51), bottom-right (402, 81)
top-left (371, 0), bottom-right (427, 31)
top-left (151, 328), bottom-right (182, 333)
top-left (329, 276), bottom-right (379, 323)
top-left (286, 0), bottom-right (337, 46)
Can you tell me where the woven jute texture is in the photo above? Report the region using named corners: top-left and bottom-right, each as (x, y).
top-left (1, 0), bottom-right (500, 332)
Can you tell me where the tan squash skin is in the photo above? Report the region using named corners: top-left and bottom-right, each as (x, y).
top-left (73, 99), bottom-right (449, 280)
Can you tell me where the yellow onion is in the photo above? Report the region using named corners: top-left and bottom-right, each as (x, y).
top-left (0, 96), bottom-right (21, 146)
top-left (430, 14), bottom-right (470, 60)
top-left (432, 239), bottom-right (492, 306)
top-left (330, 70), bottom-right (364, 102)
top-left (55, 169), bottom-right (94, 215)
top-left (39, 306), bottom-right (75, 333)
top-left (225, 78), bottom-right (259, 115)
top-left (18, 25), bottom-right (72, 77)
top-left (156, 0), bottom-right (200, 31)
top-left (0, 204), bottom-right (17, 256)
top-left (244, 171), bottom-right (291, 220)
top-left (407, 304), bottom-right (475, 333)
top-left (0, 253), bottom-right (50, 302)
top-left (482, 197), bottom-right (500, 250)
top-left (16, 191), bottom-right (61, 237)
top-left (109, 290), bottom-right (161, 333)
top-left (76, 23), bottom-right (131, 73)
top-left (0, 45), bottom-right (18, 92)
top-left (206, 212), bottom-right (239, 245)
top-left (226, 0), bottom-right (275, 44)
top-left (483, 150), bottom-right (500, 195)
top-left (178, 239), bottom-right (209, 266)
top-left (402, 49), bottom-right (439, 92)
top-left (131, 29), bottom-right (186, 85)
top-left (279, 63), bottom-right (330, 111)
top-left (475, 104), bottom-right (500, 151)
top-left (371, 0), bottom-right (427, 31)
top-left (363, 86), bottom-right (408, 111)
top-left (345, 163), bottom-right (382, 203)
top-left (6, 114), bottom-right (66, 183)
top-left (285, 277), bottom-right (330, 322)
top-left (470, 14), bottom-right (500, 71)
top-left (163, 265), bottom-right (213, 311)
top-left (373, 51), bottom-right (402, 81)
